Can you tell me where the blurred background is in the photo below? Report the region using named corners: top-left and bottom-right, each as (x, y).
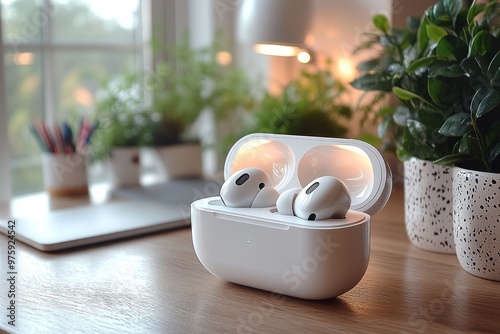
top-left (0, 0), bottom-right (437, 198)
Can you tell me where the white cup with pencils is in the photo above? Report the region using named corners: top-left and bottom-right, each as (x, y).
top-left (30, 120), bottom-right (97, 196)
top-left (42, 153), bottom-right (88, 196)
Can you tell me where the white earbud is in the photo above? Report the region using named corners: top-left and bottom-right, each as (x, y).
top-left (276, 188), bottom-right (301, 215)
top-left (220, 167), bottom-right (279, 208)
top-left (276, 176), bottom-right (351, 220)
top-left (252, 187), bottom-right (280, 208)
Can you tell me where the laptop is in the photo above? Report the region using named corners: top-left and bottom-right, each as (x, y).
top-left (0, 179), bottom-right (221, 252)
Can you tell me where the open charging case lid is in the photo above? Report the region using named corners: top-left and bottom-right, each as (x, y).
top-left (224, 133), bottom-right (392, 217)
top-left (192, 133), bottom-right (393, 299)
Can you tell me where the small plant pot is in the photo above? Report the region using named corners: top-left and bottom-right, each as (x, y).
top-left (404, 158), bottom-right (454, 253)
top-left (453, 167), bottom-right (500, 281)
top-left (153, 143), bottom-right (203, 180)
top-left (42, 153), bottom-right (89, 196)
top-left (107, 147), bottom-right (141, 188)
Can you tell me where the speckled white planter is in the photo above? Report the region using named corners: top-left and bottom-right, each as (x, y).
top-left (404, 158), bottom-right (454, 253)
top-left (453, 168), bottom-right (500, 281)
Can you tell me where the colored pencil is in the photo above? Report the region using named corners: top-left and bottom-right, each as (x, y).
top-left (30, 120), bottom-right (97, 154)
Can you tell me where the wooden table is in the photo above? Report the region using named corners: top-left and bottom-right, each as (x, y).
top-left (1, 185), bottom-right (499, 334)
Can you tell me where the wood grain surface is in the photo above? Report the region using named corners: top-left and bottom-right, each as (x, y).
top-left (1, 186), bottom-right (499, 334)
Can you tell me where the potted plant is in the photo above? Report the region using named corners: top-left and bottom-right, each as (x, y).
top-left (351, 0), bottom-right (499, 255)
top-left (240, 64), bottom-right (352, 139)
top-left (91, 73), bottom-right (153, 188)
top-left (148, 37), bottom-right (255, 180)
top-left (434, 2), bottom-right (500, 280)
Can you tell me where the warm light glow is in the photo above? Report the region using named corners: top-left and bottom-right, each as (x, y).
top-left (336, 144), bottom-right (370, 159)
top-left (216, 51), bottom-right (232, 65)
top-left (230, 139), bottom-right (293, 189)
top-left (13, 52), bottom-right (34, 65)
top-left (337, 58), bottom-right (355, 81)
top-left (253, 44), bottom-right (301, 57)
top-left (297, 51), bottom-right (311, 64)
top-left (74, 87), bottom-right (95, 107)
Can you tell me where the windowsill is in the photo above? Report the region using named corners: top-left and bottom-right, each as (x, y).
top-left (0, 172), bottom-right (164, 219)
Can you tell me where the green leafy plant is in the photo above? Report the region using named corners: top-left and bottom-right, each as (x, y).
top-left (90, 73), bottom-right (154, 161)
top-left (351, 0), bottom-right (500, 172)
top-left (150, 36), bottom-right (255, 146)
top-left (91, 35), bottom-right (256, 155)
top-left (242, 65), bottom-right (352, 138)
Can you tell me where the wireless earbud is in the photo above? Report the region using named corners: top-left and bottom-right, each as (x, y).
top-left (220, 167), bottom-right (279, 208)
top-left (277, 176), bottom-right (351, 220)
top-left (276, 188), bottom-right (301, 215)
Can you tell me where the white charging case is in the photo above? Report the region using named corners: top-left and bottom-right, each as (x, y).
top-left (191, 133), bottom-right (392, 300)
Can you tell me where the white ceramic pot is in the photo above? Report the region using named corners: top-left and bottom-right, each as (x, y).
top-left (404, 158), bottom-right (454, 253)
top-left (453, 167), bottom-right (500, 281)
top-left (107, 147), bottom-right (141, 188)
top-left (42, 153), bottom-right (88, 196)
top-left (153, 143), bottom-right (203, 180)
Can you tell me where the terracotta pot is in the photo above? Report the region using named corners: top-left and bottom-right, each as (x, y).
top-left (453, 167), bottom-right (500, 281)
top-left (404, 158), bottom-right (454, 253)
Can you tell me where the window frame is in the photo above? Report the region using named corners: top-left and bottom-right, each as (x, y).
top-left (0, 0), bottom-right (195, 199)
top-left (0, 8), bottom-right (10, 202)
top-left (0, 0), bottom-right (161, 198)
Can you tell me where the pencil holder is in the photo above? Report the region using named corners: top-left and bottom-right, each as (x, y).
top-left (42, 153), bottom-right (89, 196)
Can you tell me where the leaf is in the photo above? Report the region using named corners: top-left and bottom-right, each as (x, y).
top-left (475, 56), bottom-right (489, 76)
top-left (418, 15), bottom-right (431, 52)
top-left (407, 119), bottom-right (427, 142)
top-left (378, 116), bottom-right (391, 138)
top-left (461, 56), bottom-right (482, 77)
top-left (463, 135), bottom-right (481, 156)
top-left (490, 142), bottom-right (500, 162)
top-left (403, 125), bottom-right (436, 160)
top-left (429, 63), bottom-right (465, 78)
top-left (438, 112), bottom-right (471, 136)
top-left (418, 107), bottom-right (445, 128)
top-left (427, 77), bottom-right (451, 106)
top-left (407, 56), bottom-right (437, 73)
top-left (436, 35), bottom-right (468, 60)
top-left (356, 58), bottom-right (379, 72)
top-left (467, 1), bottom-right (487, 25)
top-left (487, 50), bottom-right (500, 85)
top-left (431, 0), bottom-right (462, 26)
top-left (393, 105), bottom-right (411, 126)
top-left (469, 31), bottom-right (493, 57)
top-left (471, 87), bottom-right (500, 118)
top-left (393, 87), bottom-right (424, 101)
top-left (373, 14), bottom-right (391, 32)
top-left (436, 36), bottom-right (455, 59)
top-left (426, 24), bottom-right (448, 42)
top-left (434, 153), bottom-right (471, 166)
top-left (350, 74), bottom-right (393, 92)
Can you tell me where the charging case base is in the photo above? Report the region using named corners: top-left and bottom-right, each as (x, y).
top-left (192, 197), bottom-right (370, 299)
top-left (191, 134), bottom-right (392, 300)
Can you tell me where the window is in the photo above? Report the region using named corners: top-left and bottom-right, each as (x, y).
top-left (1, 0), bottom-right (145, 196)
